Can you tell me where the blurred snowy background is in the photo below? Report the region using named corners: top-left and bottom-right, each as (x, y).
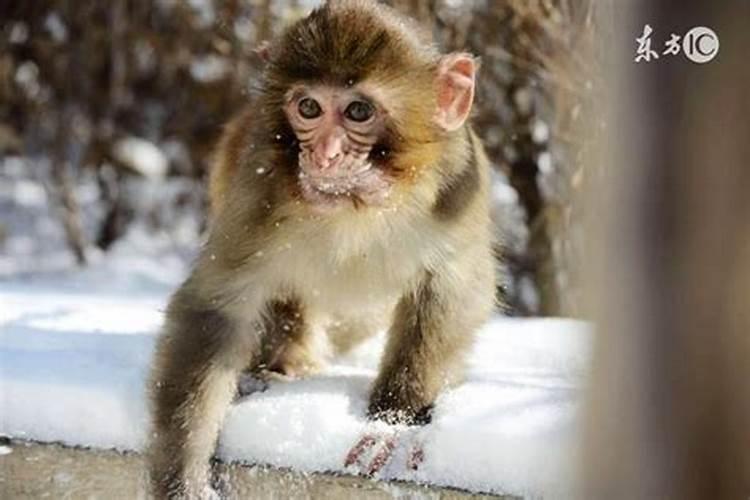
top-left (0, 3), bottom-right (597, 486)
top-left (0, 0), bottom-right (600, 317)
top-left (4, 2), bottom-right (749, 498)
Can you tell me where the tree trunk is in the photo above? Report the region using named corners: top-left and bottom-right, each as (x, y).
top-left (583, 1), bottom-right (750, 497)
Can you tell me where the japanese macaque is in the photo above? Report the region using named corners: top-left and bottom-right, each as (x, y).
top-left (148, 0), bottom-right (495, 497)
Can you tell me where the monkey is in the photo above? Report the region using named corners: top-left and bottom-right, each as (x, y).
top-left (148, 1), bottom-right (496, 497)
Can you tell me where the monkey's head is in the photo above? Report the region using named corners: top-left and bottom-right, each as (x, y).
top-left (258, 0), bottom-right (476, 212)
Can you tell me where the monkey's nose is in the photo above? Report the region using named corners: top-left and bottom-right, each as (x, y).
top-left (313, 150), bottom-right (341, 171)
top-left (313, 130), bottom-right (345, 170)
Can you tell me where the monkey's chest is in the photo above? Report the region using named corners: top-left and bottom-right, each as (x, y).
top-left (324, 254), bottom-right (416, 310)
top-left (263, 238), bottom-right (424, 313)
top-left (247, 209), bottom-right (450, 314)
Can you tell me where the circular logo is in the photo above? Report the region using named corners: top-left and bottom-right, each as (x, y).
top-left (683, 26), bottom-right (719, 63)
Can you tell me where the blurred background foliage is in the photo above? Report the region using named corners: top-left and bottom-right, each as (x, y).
top-left (0, 0), bottom-right (599, 317)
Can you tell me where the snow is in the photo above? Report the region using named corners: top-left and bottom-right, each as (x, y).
top-left (43, 12), bottom-right (68, 43)
top-left (0, 232), bottom-right (591, 498)
top-left (112, 137), bottom-right (169, 180)
top-left (8, 22), bottom-right (29, 45)
top-left (14, 61), bottom-right (41, 100)
top-left (190, 54), bottom-right (231, 83)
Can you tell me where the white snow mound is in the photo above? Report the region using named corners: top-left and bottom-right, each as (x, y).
top-left (0, 276), bottom-right (590, 498)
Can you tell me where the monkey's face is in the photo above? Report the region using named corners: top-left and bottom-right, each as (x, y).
top-left (264, 2), bottom-right (477, 213)
top-left (283, 84), bottom-right (393, 210)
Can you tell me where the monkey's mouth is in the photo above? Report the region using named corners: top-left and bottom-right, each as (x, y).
top-left (297, 165), bottom-right (391, 208)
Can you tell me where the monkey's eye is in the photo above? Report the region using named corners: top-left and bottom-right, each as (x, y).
top-left (298, 98), bottom-right (322, 119)
top-left (344, 100), bottom-right (374, 122)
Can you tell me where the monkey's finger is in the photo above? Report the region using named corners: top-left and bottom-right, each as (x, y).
top-left (407, 443), bottom-right (424, 471)
top-left (366, 437), bottom-right (396, 476)
top-left (344, 435), bottom-right (377, 467)
top-left (236, 373), bottom-right (268, 398)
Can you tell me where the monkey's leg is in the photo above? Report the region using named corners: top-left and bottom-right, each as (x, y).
top-left (348, 263), bottom-right (494, 474)
top-left (266, 336), bottom-right (324, 378)
top-left (261, 297), bottom-right (325, 378)
top-left (326, 314), bottom-right (385, 356)
top-left (237, 298), bottom-right (322, 397)
top-left (149, 291), bottom-right (257, 499)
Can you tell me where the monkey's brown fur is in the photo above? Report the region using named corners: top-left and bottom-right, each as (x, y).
top-left (149, 1), bottom-right (495, 497)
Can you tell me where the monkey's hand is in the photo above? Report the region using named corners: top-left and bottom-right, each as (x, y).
top-left (343, 428), bottom-right (425, 476)
top-left (235, 372), bottom-right (269, 399)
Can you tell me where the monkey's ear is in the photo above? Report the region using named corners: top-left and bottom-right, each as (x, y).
top-left (434, 53), bottom-right (476, 132)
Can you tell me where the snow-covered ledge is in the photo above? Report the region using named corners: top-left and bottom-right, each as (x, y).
top-left (0, 279), bottom-right (590, 498)
top-left (1, 439), bottom-right (514, 499)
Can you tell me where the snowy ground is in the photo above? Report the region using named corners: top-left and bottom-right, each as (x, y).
top-left (1, 162), bottom-right (592, 498)
top-left (0, 240), bottom-right (590, 499)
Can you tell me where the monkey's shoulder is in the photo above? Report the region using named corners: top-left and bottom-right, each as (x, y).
top-left (431, 127), bottom-right (490, 222)
top-left (208, 104), bottom-right (268, 217)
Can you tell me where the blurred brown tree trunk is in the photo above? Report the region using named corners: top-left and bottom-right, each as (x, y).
top-left (51, 106), bottom-right (87, 265)
top-left (505, 78), bottom-right (560, 315)
top-left (583, 1), bottom-right (750, 498)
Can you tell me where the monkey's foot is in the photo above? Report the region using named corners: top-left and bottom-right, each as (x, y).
top-left (235, 372), bottom-right (269, 398)
top-left (344, 431), bottom-right (425, 476)
top-left (344, 432), bottom-right (396, 476)
top-left (152, 479), bottom-right (221, 500)
top-left (406, 441), bottom-right (425, 470)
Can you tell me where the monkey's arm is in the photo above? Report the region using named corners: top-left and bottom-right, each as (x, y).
top-left (369, 254), bottom-right (494, 425)
top-left (345, 248), bottom-right (494, 474)
top-left (367, 131), bottom-right (495, 427)
top-left (148, 282), bottom-right (256, 498)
